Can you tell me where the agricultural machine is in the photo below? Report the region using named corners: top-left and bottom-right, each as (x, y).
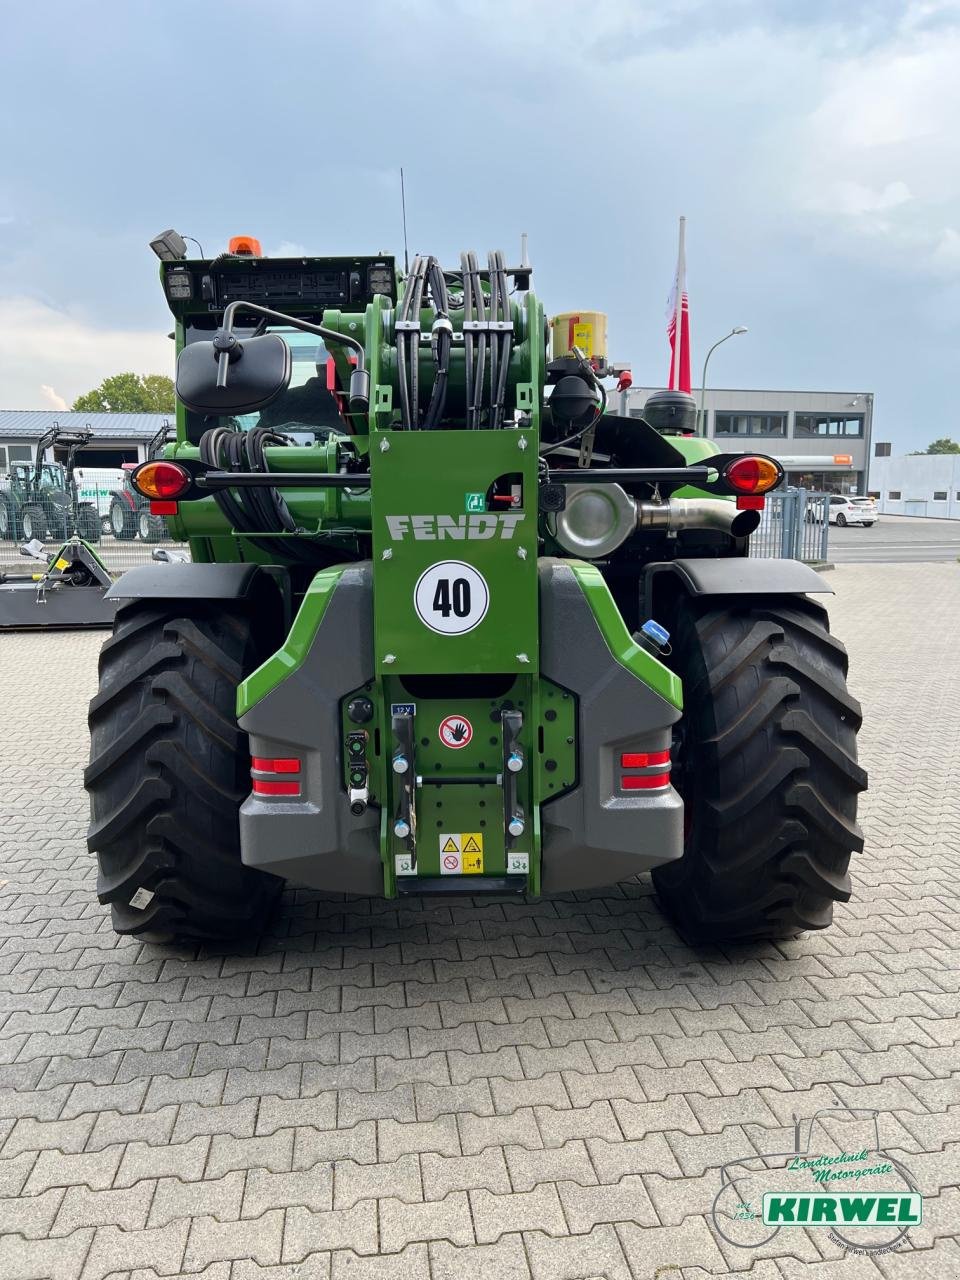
top-left (0, 427), bottom-right (101, 543)
top-left (86, 232), bottom-right (865, 943)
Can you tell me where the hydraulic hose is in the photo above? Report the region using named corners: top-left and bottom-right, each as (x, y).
top-left (467, 252), bottom-right (487, 429)
top-left (461, 252), bottom-right (474, 429)
top-left (423, 257), bottom-right (451, 430)
top-left (492, 249), bottom-right (512, 430)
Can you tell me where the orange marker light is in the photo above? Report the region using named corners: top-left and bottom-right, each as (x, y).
top-left (132, 461), bottom-right (191, 500)
top-left (228, 235), bottom-right (262, 257)
top-left (723, 455), bottom-right (782, 495)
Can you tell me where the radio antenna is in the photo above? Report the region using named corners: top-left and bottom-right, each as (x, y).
top-left (400, 168), bottom-right (410, 273)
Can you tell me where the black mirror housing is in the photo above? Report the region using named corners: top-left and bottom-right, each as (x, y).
top-left (176, 334), bottom-right (292, 416)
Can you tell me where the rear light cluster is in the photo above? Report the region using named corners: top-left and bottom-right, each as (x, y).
top-left (131, 461), bottom-right (192, 517)
top-left (620, 749), bottom-right (671, 791)
top-left (251, 756), bottom-right (301, 797)
top-left (721, 455), bottom-right (783, 511)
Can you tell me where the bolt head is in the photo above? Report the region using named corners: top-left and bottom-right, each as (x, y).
top-left (508, 817), bottom-right (525, 837)
top-left (394, 819), bottom-right (410, 838)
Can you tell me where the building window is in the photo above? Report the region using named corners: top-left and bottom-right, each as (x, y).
top-left (867, 491), bottom-right (880, 499)
top-left (795, 413), bottom-right (864, 438)
top-left (714, 412), bottom-right (786, 437)
top-left (0, 447), bottom-right (6, 471)
top-left (786, 469), bottom-right (860, 494)
top-left (933, 491), bottom-right (948, 501)
top-left (888, 491), bottom-right (901, 500)
top-left (8, 446), bottom-right (32, 462)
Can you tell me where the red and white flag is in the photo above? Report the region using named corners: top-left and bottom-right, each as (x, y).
top-left (666, 216), bottom-right (691, 393)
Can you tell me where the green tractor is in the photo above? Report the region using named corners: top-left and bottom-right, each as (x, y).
top-left (0, 427), bottom-right (101, 544)
top-left (85, 234), bottom-right (865, 945)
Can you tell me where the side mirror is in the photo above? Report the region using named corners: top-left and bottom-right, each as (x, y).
top-left (176, 333), bottom-right (292, 416)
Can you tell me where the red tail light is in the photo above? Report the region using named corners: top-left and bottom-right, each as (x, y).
top-left (621, 750), bottom-right (671, 768)
top-left (251, 757), bottom-right (300, 774)
top-left (723, 455), bottom-right (782, 494)
top-left (622, 772), bottom-right (671, 790)
top-left (252, 779), bottom-right (300, 796)
top-left (132, 461), bottom-right (191, 500)
top-left (251, 756), bottom-right (301, 797)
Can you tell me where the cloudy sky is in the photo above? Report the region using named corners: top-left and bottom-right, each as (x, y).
top-left (1, 0), bottom-right (958, 450)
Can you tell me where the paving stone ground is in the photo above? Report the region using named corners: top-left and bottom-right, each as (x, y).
top-left (1, 562), bottom-right (958, 1279)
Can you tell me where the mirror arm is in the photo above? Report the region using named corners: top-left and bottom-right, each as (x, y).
top-left (219, 300), bottom-right (366, 370)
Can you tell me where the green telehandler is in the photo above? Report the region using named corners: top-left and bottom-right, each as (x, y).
top-left (85, 233), bottom-right (865, 944)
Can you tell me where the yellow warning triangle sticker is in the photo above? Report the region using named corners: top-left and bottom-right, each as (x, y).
top-left (441, 837), bottom-right (459, 854)
top-left (463, 835), bottom-right (482, 853)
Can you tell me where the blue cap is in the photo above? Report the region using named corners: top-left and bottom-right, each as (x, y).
top-left (641, 619), bottom-right (670, 647)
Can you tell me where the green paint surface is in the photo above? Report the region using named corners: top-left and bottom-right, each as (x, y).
top-left (237, 566), bottom-right (345, 716)
top-left (569, 562), bottom-right (683, 710)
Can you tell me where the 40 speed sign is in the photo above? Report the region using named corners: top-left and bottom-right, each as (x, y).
top-left (414, 561), bottom-right (490, 636)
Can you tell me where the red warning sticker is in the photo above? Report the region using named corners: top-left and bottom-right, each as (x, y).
top-left (438, 715), bottom-right (473, 749)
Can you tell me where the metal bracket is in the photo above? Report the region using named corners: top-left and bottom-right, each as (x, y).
top-left (391, 711), bottom-right (417, 867)
top-left (501, 709), bottom-right (524, 847)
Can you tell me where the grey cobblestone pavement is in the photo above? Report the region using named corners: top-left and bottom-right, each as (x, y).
top-left (0, 562), bottom-right (958, 1279)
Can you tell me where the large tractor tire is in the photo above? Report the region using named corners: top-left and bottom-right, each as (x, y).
top-left (0, 497), bottom-right (16, 541)
top-left (138, 509), bottom-right (168, 543)
top-left (653, 596), bottom-right (866, 943)
top-left (86, 602), bottom-right (283, 941)
top-left (20, 504), bottom-right (47, 542)
top-left (77, 504), bottom-right (101, 543)
top-left (109, 496), bottom-right (137, 540)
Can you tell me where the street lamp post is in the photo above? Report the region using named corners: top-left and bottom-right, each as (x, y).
top-left (698, 326), bottom-right (748, 434)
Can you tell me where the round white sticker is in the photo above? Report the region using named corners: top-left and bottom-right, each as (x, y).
top-left (414, 561), bottom-right (489, 636)
top-left (439, 715), bottom-right (474, 749)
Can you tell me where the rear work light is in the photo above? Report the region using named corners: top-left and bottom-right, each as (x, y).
top-left (251, 757), bottom-right (302, 797)
top-left (723, 455), bottom-right (782, 495)
top-left (131, 461), bottom-right (191, 501)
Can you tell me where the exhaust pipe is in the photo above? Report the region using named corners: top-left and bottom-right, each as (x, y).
top-left (636, 498), bottom-right (761, 538)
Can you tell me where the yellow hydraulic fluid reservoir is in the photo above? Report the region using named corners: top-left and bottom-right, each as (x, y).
top-left (550, 311), bottom-right (608, 362)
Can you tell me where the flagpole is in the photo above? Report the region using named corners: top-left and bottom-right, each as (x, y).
top-left (671, 216), bottom-right (685, 390)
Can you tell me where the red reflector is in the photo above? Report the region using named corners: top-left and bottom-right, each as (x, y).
top-left (620, 750), bottom-right (671, 768)
top-left (149, 500), bottom-right (178, 515)
top-left (622, 772), bottom-right (671, 790)
top-left (252, 779), bottom-right (301, 796)
top-left (251, 757), bottom-right (301, 774)
top-left (736, 495), bottom-right (765, 510)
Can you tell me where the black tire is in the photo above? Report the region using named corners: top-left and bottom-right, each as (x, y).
top-left (21, 504), bottom-right (47, 542)
top-left (78, 504), bottom-right (101, 543)
top-left (0, 498), bottom-right (15, 541)
top-left (85, 603), bottom-right (283, 941)
top-left (109, 496), bottom-right (137, 541)
top-left (138, 509), bottom-right (167, 542)
top-left (836, 513), bottom-right (847, 527)
top-left (652, 596), bottom-right (866, 942)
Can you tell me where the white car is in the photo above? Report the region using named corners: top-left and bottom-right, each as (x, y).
top-left (829, 495), bottom-right (877, 527)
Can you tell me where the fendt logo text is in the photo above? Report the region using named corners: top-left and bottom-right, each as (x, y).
top-left (386, 514), bottom-right (525, 541)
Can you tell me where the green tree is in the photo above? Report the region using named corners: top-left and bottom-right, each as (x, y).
top-left (924, 438), bottom-right (960, 454)
top-left (72, 372), bottom-right (174, 413)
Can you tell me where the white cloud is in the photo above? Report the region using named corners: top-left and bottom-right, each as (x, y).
top-left (788, 26), bottom-right (960, 274)
top-left (0, 298), bottom-right (172, 409)
top-left (39, 384), bottom-right (67, 410)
